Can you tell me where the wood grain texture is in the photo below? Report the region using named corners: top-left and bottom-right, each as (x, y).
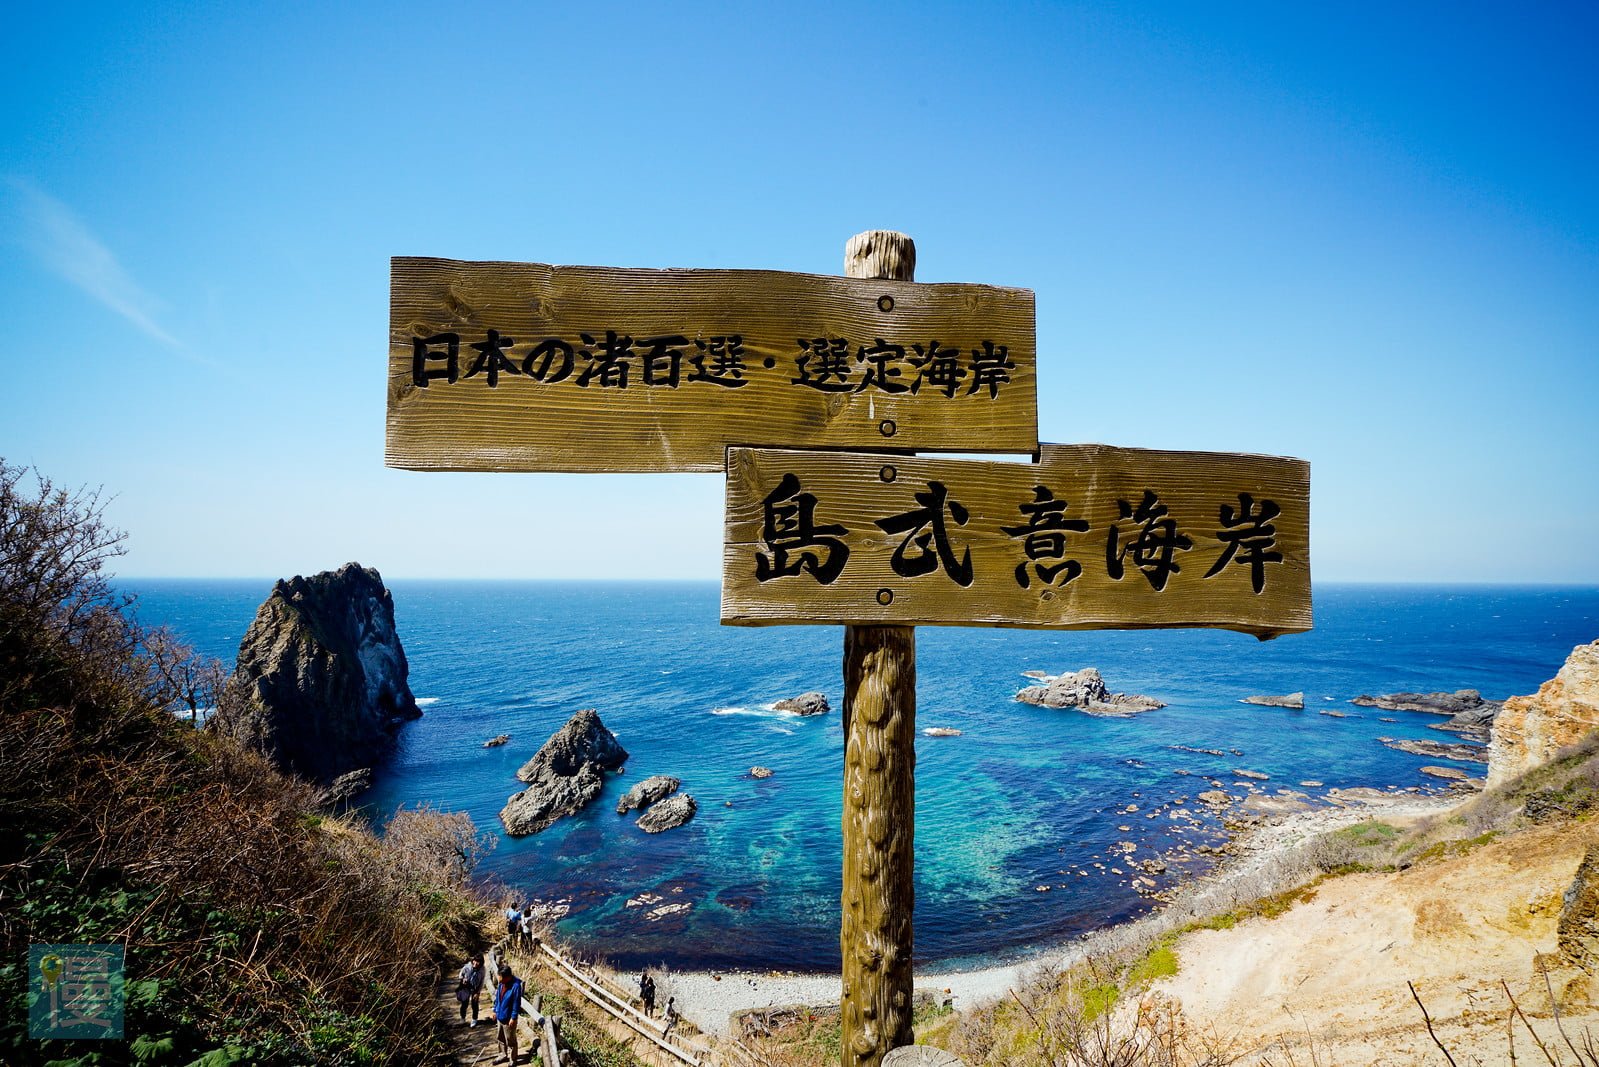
top-left (723, 442), bottom-right (1311, 637)
top-left (387, 256), bottom-right (1036, 472)
top-left (838, 231), bottom-right (918, 1067)
top-left (840, 624), bottom-right (916, 1067)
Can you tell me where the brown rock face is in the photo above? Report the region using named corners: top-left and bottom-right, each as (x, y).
top-left (1488, 641), bottom-right (1599, 788)
top-left (1561, 844), bottom-right (1599, 969)
top-left (213, 563), bottom-right (419, 784)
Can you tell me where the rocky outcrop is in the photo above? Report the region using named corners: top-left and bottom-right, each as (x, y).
top-left (484, 734), bottom-right (510, 748)
top-left (749, 766), bottom-right (774, 779)
top-left (213, 563), bottom-right (420, 784)
top-left (1016, 668), bottom-right (1165, 716)
top-left (637, 793), bottom-right (696, 833)
top-left (1352, 690), bottom-right (1502, 737)
top-left (923, 727), bottom-right (962, 737)
top-left (315, 768), bottom-right (372, 809)
top-left (774, 691), bottom-right (830, 716)
top-left (1489, 641), bottom-right (1599, 787)
top-left (616, 775), bottom-right (680, 814)
top-left (1242, 693), bottom-right (1305, 709)
top-left (1380, 737), bottom-right (1487, 763)
top-left (500, 709), bottom-right (628, 836)
top-left (1560, 844), bottom-right (1599, 969)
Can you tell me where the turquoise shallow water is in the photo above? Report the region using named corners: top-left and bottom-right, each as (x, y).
top-left (129, 580), bottom-right (1599, 971)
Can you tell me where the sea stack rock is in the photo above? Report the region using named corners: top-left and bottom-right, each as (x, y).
top-left (775, 691), bottom-right (830, 715)
top-left (636, 793), bottom-right (697, 833)
top-left (500, 709), bottom-right (628, 836)
top-left (214, 563), bottom-right (420, 784)
top-left (1489, 640), bottom-right (1599, 787)
top-left (1015, 667), bottom-right (1165, 716)
top-left (616, 775), bottom-right (680, 814)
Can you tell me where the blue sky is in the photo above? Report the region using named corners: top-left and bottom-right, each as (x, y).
top-left (3, 2), bottom-right (1595, 582)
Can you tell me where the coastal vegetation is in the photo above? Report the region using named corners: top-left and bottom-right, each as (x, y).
top-left (0, 461), bottom-right (497, 1065)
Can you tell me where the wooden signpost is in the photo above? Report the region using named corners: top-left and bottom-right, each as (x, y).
top-left (385, 231), bottom-right (1312, 1067)
top-left (388, 256), bottom-right (1036, 472)
top-left (723, 443), bottom-right (1310, 637)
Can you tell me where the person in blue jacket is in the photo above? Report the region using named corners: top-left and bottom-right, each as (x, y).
top-left (493, 961), bottom-right (524, 1066)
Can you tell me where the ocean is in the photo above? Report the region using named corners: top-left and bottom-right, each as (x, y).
top-left (128, 580), bottom-right (1599, 973)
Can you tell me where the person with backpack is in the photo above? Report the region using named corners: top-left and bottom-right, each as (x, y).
top-left (456, 954), bottom-right (484, 1026)
top-left (493, 961), bottom-right (525, 1066)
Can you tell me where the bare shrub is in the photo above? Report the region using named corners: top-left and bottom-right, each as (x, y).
top-left (383, 802), bottom-right (497, 889)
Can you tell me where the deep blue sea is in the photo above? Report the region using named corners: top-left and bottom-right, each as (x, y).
top-left (127, 581), bottom-right (1599, 973)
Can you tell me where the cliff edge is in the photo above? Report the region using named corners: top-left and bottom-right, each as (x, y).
top-left (1490, 639), bottom-right (1599, 787)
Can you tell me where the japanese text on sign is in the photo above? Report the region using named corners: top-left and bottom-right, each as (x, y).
top-left (411, 330), bottom-right (1017, 397)
top-left (388, 257), bottom-right (1037, 472)
top-left (722, 444), bottom-right (1311, 637)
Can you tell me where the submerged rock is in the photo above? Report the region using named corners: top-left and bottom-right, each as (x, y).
top-left (500, 709), bottom-right (628, 836)
top-left (1242, 693), bottom-right (1305, 709)
top-left (774, 691), bottom-right (830, 716)
top-left (637, 793), bottom-right (697, 833)
top-left (616, 775), bottom-right (680, 814)
top-left (1015, 667), bottom-right (1165, 716)
top-left (213, 563), bottom-right (420, 784)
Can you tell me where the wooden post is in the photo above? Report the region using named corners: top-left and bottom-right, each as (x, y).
top-left (840, 230), bottom-right (918, 1067)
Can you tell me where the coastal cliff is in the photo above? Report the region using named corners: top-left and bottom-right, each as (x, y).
top-left (1489, 639), bottom-right (1599, 787)
top-left (213, 562), bottom-right (420, 784)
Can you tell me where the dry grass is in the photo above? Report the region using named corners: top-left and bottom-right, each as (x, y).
top-left (0, 458), bottom-right (499, 1064)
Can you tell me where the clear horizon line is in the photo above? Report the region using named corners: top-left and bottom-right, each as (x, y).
top-left (116, 575), bottom-right (1599, 588)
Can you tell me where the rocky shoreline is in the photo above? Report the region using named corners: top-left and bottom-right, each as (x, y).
top-left (660, 789), bottom-right (1465, 1036)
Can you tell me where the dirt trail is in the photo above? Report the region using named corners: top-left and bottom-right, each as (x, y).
top-left (1151, 820), bottom-right (1597, 1063)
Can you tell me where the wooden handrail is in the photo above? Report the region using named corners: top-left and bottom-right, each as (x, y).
top-left (531, 939), bottom-right (707, 1066)
top-left (487, 943), bottom-right (560, 1065)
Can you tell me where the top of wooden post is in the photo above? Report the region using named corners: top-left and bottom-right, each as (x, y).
top-left (845, 231), bottom-right (915, 282)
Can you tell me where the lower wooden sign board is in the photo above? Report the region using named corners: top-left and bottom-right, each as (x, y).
top-left (722, 443), bottom-right (1310, 638)
top-left (387, 257), bottom-right (1037, 473)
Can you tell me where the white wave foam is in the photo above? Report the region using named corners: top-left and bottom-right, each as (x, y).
top-left (711, 703), bottom-right (800, 719)
top-left (415, 697), bottom-right (441, 706)
top-left (768, 726), bottom-right (795, 735)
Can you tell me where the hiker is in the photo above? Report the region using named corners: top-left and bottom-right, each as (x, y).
top-left (641, 972), bottom-right (656, 1017)
top-left (456, 953), bottom-right (484, 1026)
top-left (493, 962), bottom-right (524, 1066)
top-left (505, 902), bottom-right (522, 946)
top-left (662, 996), bottom-right (680, 1037)
top-left (519, 902), bottom-right (535, 951)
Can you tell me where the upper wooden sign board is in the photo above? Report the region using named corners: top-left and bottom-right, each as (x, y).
top-left (723, 444), bottom-right (1311, 638)
top-left (387, 257), bottom-right (1037, 473)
